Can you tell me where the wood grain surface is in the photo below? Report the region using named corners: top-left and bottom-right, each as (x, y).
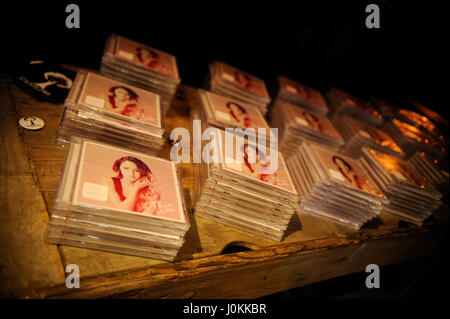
top-left (0, 75), bottom-right (447, 298)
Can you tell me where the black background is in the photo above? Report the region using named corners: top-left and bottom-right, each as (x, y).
top-left (1, 0), bottom-right (447, 119)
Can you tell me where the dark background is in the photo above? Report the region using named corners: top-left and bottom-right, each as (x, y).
top-left (1, 0), bottom-right (447, 119)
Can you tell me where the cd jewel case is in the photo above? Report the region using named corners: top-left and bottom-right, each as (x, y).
top-left (101, 34), bottom-right (181, 114)
top-left (326, 87), bottom-right (383, 127)
top-left (46, 138), bottom-right (190, 261)
top-left (360, 148), bottom-right (443, 226)
top-left (334, 115), bottom-right (405, 159)
top-left (194, 129), bottom-right (300, 242)
top-left (287, 142), bottom-right (388, 230)
top-left (269, 99), bottom-right (344, 158)
top-left (409, 152), bottom-right (448, 195)
top-left (197, 88), bottom-right (275, 143)
top-left (382, 117), bottom-right (447, 159)
top-left (274, 75), bottom-right (329, 116)
top-left (207, 60), bottom-right (271, 115)
top-left (57, 70), bottom-right (165, 155)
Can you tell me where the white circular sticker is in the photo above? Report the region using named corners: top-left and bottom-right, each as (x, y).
top-left (19, 116), bottom-right (45, 130)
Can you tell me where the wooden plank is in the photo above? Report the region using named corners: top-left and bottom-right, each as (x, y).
top-left (9, 85), bottom-right (65, 146)
top-left (8, 84), bottom-right (68, 193)
top-left (34, 227), bottom-right (444, 298)
top-left (2, 79), bottom-right (447, 298)
top-left (0, 84), bottom-right (66, 298)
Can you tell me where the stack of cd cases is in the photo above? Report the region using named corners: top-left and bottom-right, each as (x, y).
top-left (373, 97), bottom-right (447, 142)
top-left (370, 97), bottom-right (406, 121)
top-left (207, 61), bottom-right (271, 115)
top-left (374, 98), bottom-right (448, 153)
top-left (287, 142), bottom-right (389, 229)
top-left (269, 99), bottom-right (344, 157)
top-left (382, 118), bottom-right (447, 159)
top-left (194, 129), bottom-right (301, 242)
top-left (360, 148), bottom-right (442, 226)
top-left (409, 152), bottom-right (449, 196)
top-left (334, 115), bottom-right (405, 159)
top-left (197, 89), bottom-right (275, 143)
top-left (326, 87), bottom-right (383, 127)
top-left (274, 75), bottom-right (328, 116)
top-left (101, 34), bottom-right (180, 114)
top-left (395, 109), bottom-right (447, 150)
top-left (57, 71), bottom-right (165, 155)
top-left (46, 138), bottom-right (190, 261)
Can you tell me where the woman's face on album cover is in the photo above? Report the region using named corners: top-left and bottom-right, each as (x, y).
top-left (333, 156), bottom-right (360, 188)
top-left (230, 103), bottom-right (245, 117)
top-left (296, 85), bottom-right (309, 98)
top-left (304, 112), bottom-right (317, 124)
top-left (114, 87), bottom-right (131, 102)
top-left (303, 111), bottom-right (321, 131)
top-left (119, 160), bottom-right (142, 180)
top-left (334, 157), bottom-right (350, 174)
top-left (234, 72), bottom-right (250, 86)
top-left (139, 48), bottom-right (158, 65)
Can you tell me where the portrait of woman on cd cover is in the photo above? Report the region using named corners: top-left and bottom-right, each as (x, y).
top-left (136, 47), bottom-right (159, 69)
top-left (332, 156), bottom-right (364, 190)
top-left (233, 71), bottom-right (253, 91)
top-left (107, 86), bottom-right (144, 120)
top-left (241, 144), bottom-right (278, 185)
top-left (226, 102), bottom-right (251, 128)
top-left (292, 83), bottom-right (311, 100)
top-left (303, 111), bottom-right (324, 133)
top-left (108, 156), bottom-right (161, 215)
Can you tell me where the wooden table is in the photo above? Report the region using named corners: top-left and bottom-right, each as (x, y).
top-left (0, 78), bottom-right (447, 298)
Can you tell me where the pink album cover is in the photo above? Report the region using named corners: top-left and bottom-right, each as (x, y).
top-left (218, 132), bottom-right (297, 194)
top-left (283, 101), bottom-right (343, 141)
top-left (78, 72), bottom-right (162, 128)
top-left (363, 127), bottom-right (404, 154)
top-left (72, 141), bottom-right (186, 223)
top-left (368, 149), bottom-right (432, 189)
top-left (217, 62), bottom-right (270, 99)
top-left (205, 91), bottom-right (270, 130)
top-left (311, 144), bottom-right (382, 196)
top-left (339, 90), bottom-right (382, 119)
top-left (347, 117), bottom-right (403, 154)
top-left (396, 109), bottom-right (443, 137)
top-left (279, 76), bottom-right (327, 109)
top-left (114, 36), bottom-right (179, 79)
